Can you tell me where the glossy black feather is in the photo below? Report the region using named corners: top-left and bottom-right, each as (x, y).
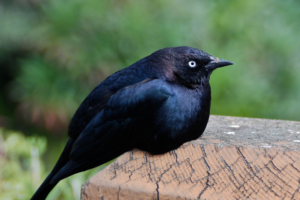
top-left (31, 46), bottom-right (233, 200)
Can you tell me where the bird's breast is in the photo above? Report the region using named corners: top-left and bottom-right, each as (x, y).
top-left (156, 86), bottom-right (211, 141)
top-left (137, 85), bottom-right (211, 155)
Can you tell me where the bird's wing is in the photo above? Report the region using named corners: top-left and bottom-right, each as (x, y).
top-left (70, 79), bottom-right (174, 162)
top-left (68, 64), bottom-right (154, 138)
top-left (67, 85), bottom-right (114, 138)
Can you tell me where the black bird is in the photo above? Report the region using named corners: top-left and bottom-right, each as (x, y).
top-left (31, 46), bottom-right (233, 200)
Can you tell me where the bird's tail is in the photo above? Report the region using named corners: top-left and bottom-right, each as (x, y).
top-left (30, 138), bottom-right (75, 200)
top-left (30, 172), bottom-right (58, 200)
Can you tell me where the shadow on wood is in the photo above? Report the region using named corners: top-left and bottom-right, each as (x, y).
top-left (81, 115), bottom-right (300, 200)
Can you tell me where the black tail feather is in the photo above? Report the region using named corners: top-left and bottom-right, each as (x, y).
top-left (31, 138), bottom-right (74, 200)
top-left (30, 172), bottom-right (58, 200)
top-left (31, 137), bottom-right (129, 200)
top-left (50, 148), bottom-right (127, 184)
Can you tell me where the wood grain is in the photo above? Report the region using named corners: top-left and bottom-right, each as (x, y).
top-left (81, 115), bottom-right (300, 200)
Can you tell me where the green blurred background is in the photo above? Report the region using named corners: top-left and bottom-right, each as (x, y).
top-left (0, 0), bottom-right (299, 199)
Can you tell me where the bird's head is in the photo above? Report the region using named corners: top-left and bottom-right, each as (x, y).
top-left (153, 46), bottom-right (233, 88)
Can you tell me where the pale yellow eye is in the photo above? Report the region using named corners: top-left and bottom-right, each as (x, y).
top-left (188, 61), bottom-right (197, 68)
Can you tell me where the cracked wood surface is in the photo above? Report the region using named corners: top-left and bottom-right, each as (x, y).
top-left (81, 115), bottom-right (300, 200)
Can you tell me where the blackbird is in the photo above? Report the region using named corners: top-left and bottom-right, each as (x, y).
top-left (31, 46), bottom-right (233, 199)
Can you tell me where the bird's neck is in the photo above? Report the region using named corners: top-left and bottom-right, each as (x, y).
top-left (172, 70), bottom-right (211, 90)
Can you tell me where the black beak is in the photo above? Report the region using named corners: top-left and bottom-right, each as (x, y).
top-left (205, 57), bottom-right (233, 70)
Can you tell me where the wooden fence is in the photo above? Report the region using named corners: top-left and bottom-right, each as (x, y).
top-left (81, 115), bottom-right (300, 200)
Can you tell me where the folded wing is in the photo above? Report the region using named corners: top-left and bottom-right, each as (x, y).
top-left (70, 79), bottom-right (174, 160)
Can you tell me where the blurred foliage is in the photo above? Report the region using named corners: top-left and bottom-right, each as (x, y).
top-left (0, 0), bottom-right (300, 199)
top-left (0, 128), bottom-right (108, 200)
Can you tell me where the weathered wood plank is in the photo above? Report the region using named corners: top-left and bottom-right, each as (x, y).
top-left (81, 115), bottom-right (300, 200)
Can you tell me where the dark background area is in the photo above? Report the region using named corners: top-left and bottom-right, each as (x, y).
top-left (0, 0), bottom-right (299, 199)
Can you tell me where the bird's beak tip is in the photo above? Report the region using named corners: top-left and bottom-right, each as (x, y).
top-left (205, 57), bottom-right (233, 70)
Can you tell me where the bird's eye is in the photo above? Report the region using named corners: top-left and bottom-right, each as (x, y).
top-left (188, 61), bottom-right (197, 68)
